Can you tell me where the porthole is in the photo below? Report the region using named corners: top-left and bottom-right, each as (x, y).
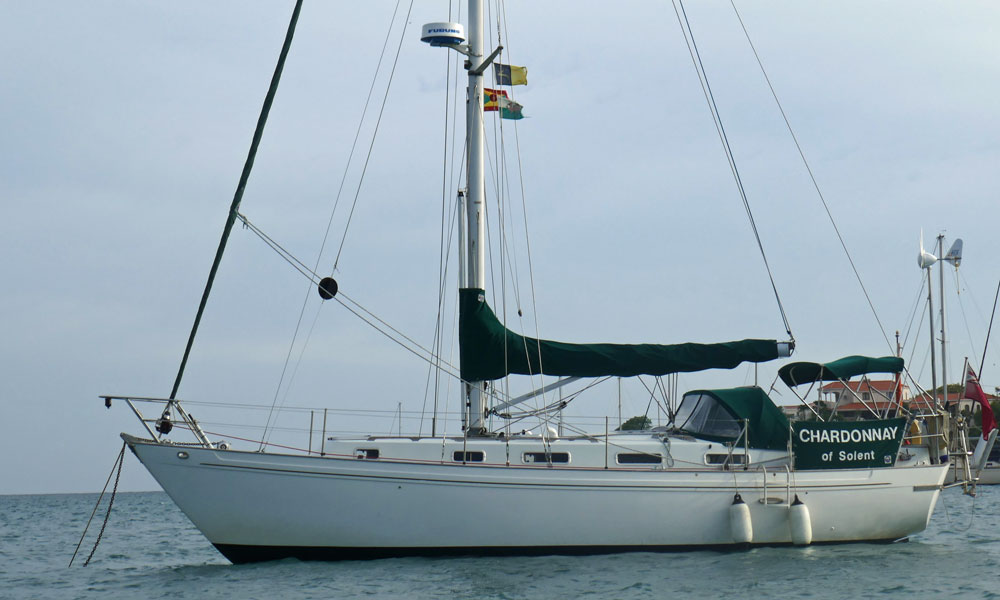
top-left (616, 453), bottom-right (661, 465)
top-left (523, 452), bottom-right (570, 464)
top-left (454, 451), bottom-right (484, 462)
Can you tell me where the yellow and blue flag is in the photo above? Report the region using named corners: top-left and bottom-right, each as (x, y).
top-left (494, 63), bottom-right (527, 86)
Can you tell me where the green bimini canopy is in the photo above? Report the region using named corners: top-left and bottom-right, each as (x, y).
top-left (458, 288), bottom-right (783, 382)
top-left (778, 355), bottom-right (904, 388)
top-left (680, 387), bottom-right (790, 451)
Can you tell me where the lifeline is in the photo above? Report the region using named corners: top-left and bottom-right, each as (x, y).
top-left (797, 426), bottom-right (899, 444)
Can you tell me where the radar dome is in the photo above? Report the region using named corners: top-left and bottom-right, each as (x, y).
top-left (421, 22), bottom-right (465, 46)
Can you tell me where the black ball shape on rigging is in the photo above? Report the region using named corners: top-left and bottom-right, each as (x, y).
top-left (318, 277), bottom-right (339, 300)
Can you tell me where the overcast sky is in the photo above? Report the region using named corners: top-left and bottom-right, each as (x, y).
top-left (3, 1), bottom-right (1000, 494)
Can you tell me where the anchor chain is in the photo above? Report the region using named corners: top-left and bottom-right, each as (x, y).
top-left (69, 441), bottom-right (125, 567)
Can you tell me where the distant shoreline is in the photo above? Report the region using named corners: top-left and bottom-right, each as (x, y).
top-left (0, 490), bottom-right (163, 497)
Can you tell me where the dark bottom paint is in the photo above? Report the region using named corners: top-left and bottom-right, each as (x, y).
top-left (213, 538), bottom-right (905, 564)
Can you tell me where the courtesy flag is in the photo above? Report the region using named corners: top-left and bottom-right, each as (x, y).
top-left (484, 88), bottom-right (508, 111)
top-left (494, 63), bottom-right (528, 86)
top-left (499, 96), bottom-right (524, 120)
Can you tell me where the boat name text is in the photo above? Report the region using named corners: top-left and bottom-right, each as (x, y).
top-left (797, 426), bottom-right (899, 444)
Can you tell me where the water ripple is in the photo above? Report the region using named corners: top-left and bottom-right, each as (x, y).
top-left (1, 487), bottom-right (998, 599)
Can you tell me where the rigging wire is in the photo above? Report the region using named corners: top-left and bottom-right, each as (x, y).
top-left (959, 270), bottom-right (993, 331)
top-left (236, 213), bottom-right (471, 385)
top-left (672, 0), bottom-right (794, 342)
top-left (493, 0), bottom-right (551, 432)
top-left (900, 274), bottom-right (927, 353)
top-left (424, 1), bottom-right (461, 436)
top-left (259, 0), bottom-right (408, 447)
top-left (907, 302), bottom-right (931, 384)
top-left (636, 376), bottom-right (664, 422)
top-left (330, 0), bottom-right (417, 273)
top-left (958, 269), bottom-right (1000, 377)
top-left (980, 278), bottom-right (1000, 377)
top-left (954, 277), bottom-right (982, 373)
top-left (726, 0), bottom-right (893, 352)
top-left (426, 74), bottom-right (467, 435)
top-left (423, 170), bottom-right (462, 435)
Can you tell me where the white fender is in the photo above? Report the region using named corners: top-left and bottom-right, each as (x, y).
top-left (729, 493), bottom-right (753, 544)
top-left (972, 429), bottom-right (998, 474)
top-left (789, 495), bottom-right (813, 546)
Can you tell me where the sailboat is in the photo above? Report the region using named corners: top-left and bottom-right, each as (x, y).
top-left (104, 0), bottom-right (951, 563)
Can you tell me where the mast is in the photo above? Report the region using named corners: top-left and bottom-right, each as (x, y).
top-left (926, 266), bottom-right (939, 407)
top-left (937, 234), bottom-right (949, 409)
top-left (421, 1), bottom-right (500, 436)
top-left (919, 232), bottom-right (939, 408)
top-left (465, 0), bottom-right (488, 435)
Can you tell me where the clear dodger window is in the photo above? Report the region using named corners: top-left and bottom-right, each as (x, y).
top-left (674, 393), bottom-right (742, 440)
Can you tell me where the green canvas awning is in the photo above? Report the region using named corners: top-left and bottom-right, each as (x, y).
top-left (459, 288), bottom-right (783, 381)
top-left (778, 355), bottom-right (904, 388)
top-left (679, 387), bottom-right (790, 451)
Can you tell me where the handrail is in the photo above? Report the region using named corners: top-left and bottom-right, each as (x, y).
top-left (102, 396), bottom-right (213, 448)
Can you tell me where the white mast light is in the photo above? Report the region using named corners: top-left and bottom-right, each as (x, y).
top-left (421, 22), bottom-right (466, 46)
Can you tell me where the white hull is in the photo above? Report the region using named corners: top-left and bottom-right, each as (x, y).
top-left (945, 461), bottom-right (1000, 485)
top-left (125, 434), bottom-right (947, 562)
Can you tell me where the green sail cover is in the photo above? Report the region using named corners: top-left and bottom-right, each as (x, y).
top-left (680, 387), bottom-right (791, 451)
top-left (778, 355), bottom-right (904, 388)
top-left (458, 288), bottom-right (782, 382)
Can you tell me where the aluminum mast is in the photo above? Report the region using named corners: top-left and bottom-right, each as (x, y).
top-left (464, 0), bottom-right (489, 435)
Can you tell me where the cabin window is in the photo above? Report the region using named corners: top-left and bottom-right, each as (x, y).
top-left (454, 451), bottom-right (484, 462)
top-left (862, 392), bottom-right (871, 402)
top-left (616, 453), bottom-right (662, 464)
top-left (355, 448), bottom-right (379, 459)
top-left (674, 393), bottom-right (742, 440)
top-left (705, 453), bottom-right (747, 465)
top-left (523, 452), bottom-right (570, 464)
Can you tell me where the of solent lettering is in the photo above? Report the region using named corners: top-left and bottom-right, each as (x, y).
top-left (792, 419), bottom-right (904, 469)
top-left (797, 426), bottom-right (899, 445)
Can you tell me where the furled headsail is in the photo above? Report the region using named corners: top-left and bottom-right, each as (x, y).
top-left (459, 288), bottom-right (788, 381)
top-left (778, 355), bottom-right (903, 388)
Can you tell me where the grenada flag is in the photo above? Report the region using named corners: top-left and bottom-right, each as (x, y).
top-left (484, 88), bottom-right (508, 112)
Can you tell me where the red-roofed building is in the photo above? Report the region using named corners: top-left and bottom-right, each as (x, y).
top-left (915, 390), bottom-right (1000, 418)
top-left (820, 380), bottom-right (910, 420)
top-left (782, 380), bottom-right (999, 422)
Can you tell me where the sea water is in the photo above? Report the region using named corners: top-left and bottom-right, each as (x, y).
top-left (2, 487), bottom-right (998, 599)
